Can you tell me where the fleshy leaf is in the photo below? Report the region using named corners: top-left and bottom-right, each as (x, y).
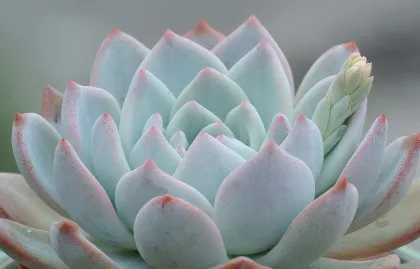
top-left (139, 30), bottom-right (227, 97)
top-left (115, 158), bottom-right (213, 229)
top-left (119, 69), bottom-right (175, 156)
top-left (165, 101), bottom-right (220, 143)
top-left (214, 141), bottom-right (314, 255)
top-left (228, 41), bottom-right (293, 128)
top-left (184, 19), bottom-right (225, 49)
top-left (315, 99), bottom-right (367, 196)
top-left (41, 84), bottom-right (63, 132)
top-left (327, 179), bottom-right (420, 260)
top-left (216, 135), bottom-right (257, 160)
top-left (293, 76), bottom-right (335, 120)
top-left (173, 132), bottom-right (245, 204)
top-left (171, 67), bottom-right (248, 120)
top-left (201, 121), bottom-right (235, 139)
top-left (295, 41), bottom-right (359, 104)
top-left (129, 127), bottom-right (181, 174)
top-left (134, 195), bottom-right (229, 269)
top-left (0, 219), bottom-right (67, 269)
top-left (212, 15), bottom-right (294, 93)
top-left (169, 130), bottom-right (189, 150)
top-left (307, 254), bottom-right (400, 269)
top-left (261, 113), bottom-right (292, 148)
top-left (224, 101), bottom-right (266, 150)
top-left (255, 178), bottom-right (358, 268)
top-left (323, 125), bottom-right (347, 155)
top-left (142, 113), bottom-right (164, 134)
top-left (339, 114), bottom-right (387, 206)
top-left (53, 139), bottom-right (135, 249)
top-left (11, 113), bottom-right (67, 216)
top-left (90, 28), bottom-right (150, 106)
top-left (91, 113), bottom-right (130, 203)
top-left (280, 114), bottom-right (324, 179)
top-left (0, 173), bottom-right (64, 230)
top-left (60, 81), bottom-right (121, 172)
top-left (210, 257), bottom-right (270, 269)
top-left (348, 133), bottom-right (420, 233)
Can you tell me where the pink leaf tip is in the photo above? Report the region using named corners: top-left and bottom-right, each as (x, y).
top-left (144, 158), bottom-right (156, 169)
top-left (378, 113), bottom-right (386, 122)
top-left (14, 113), bottom-right (24, 124)
top-left (334, 177), bottom-right (348, 192)
top-left (345, 41), bottom-right (359, 53)
top-left (156, 195), bottom-right (176, 209)
top-left (246, 14), bottom-right (261, 26)
top-left (54, 220), bottom-right (78, 235)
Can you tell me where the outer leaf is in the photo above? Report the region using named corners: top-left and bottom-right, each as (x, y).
top-left (60, 81), bottom-right (121, 172)
top-left (90, 28), bottom-right (150, 106)
top-left (307, 255), bottom-right (400, 269)
top-left (184, 19), bottom-right (225, 49)
top-left (134, 195), bottom-right (229, 269)
top-left (228, 41), bottom-right (292, 128)
top-left (91, 113), bottom-right (130, 203)
top-left (295, 41), bottom-right (359, 104)
top-left (224, 101), bottom-right (266, 150)
top-left (165, 101), bottom-right (220, 143)
top-left (315, 99), bottom-right (367, 195)
top-left (41, 84), bottom-right (63, 132)
top-left (173, 132), bottom-right (245, 204)
top-left (280, 114), bottom-right (324, 178)
top-left (119, 69), bottom-right (175, 156)
top-left (129, 126), bottom-right (181, 174)
top-left (0, 219), bottom-right (67, 269)
top-left (261, 113), bottom-right (292, 148)
top-left (210, 257), bottom-right (270, 269)
top-left (115, 159), bottom-right (213, 229)
top-left (139, 30), bottom-right (227, 97)
top-left (171, 67), bottom-right (248, 120)
top-left (53, 140), bottom-right (135, 249)
top-left (327, 179), bottom-right (420, 260)
top-left (11, 113), bottom-right (67, 216)
top-left (0, 173), bottom-right (64, 230)
top-left (214, 141), bottom-right (314, 255)
top-left (216, 135), bottom-right (257, 160)
top-left (212, 15), bottom-right (294, 93)
top-left (255, 178), bottom-right (358, 269)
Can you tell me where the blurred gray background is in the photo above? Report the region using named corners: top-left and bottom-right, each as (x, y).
top-left (0, 0), bottom-right (419, 251)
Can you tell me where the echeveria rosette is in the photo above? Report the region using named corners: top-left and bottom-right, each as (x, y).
top-left (0, 16), bottom-right (420, 269)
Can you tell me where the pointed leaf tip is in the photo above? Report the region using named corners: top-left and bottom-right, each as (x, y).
top-left (335, 177), bottom-right (348, 192)
top-left (345, 41), bottom-right (359, 52)
top-left (13, 112), bottom-right (24, 123)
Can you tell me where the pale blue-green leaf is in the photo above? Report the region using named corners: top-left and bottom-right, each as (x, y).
top-left (119, 69), bottom-right (175, 156)
top-left (224, 101), bottom-right (266, 150)
top-left (173, 132), bottom-right (245, 204)
top-left (91, 113), bottom-right (130, 204)
top-left (311, 96), bottom-right (331, 137)
top-left (176, 146), bottom-right (186, 157)
top-left (139, 30), bottom-right (227, 97)
top-left (41, 84), bottom-right (63, 132)
top-left (53, 140), bottom-right (135, 249)
top-left (11, 113), bottom-right (67, 216)
top-left (0, 173), bottom-right (64, 230)
top-left (261, 114), bottom-right (292, 149)
top-left (171, 68), bottom-right (248, 120)
top-left (134, 195), bottom-right (229, 269)
top-left (129, 126), bottom-right (181, 174)
top-left (169, 130), bottom-right (189, 150)
top-left (165, 101), bottom-right (221, 143)
top-left (214, 141), bottom-right (314, 255)
top-left (115, 158), bottom-right (212, 229)
top-left (315, 99), bottom-right (367, 195)
top-left (142, 113), bottom-right (164, 134)
top-left (256, 178), bottom-right (358, 269)
top-left (201, 121), bottom-right (235, 139)
top-left (280, 114), bottom-right (324, 179)
top-left (228, 41), bottom-right (292, 128)
top-left (216, 135), bottom-right (257, 160)
top-left (307, 255), bottom-right (400, 269)
top-left (0, 219), bottom-right (67, 269)
top-left (348, 133), bottom-right (420, 233)
top-left (293, 76), bottom-right (335, 121)
top-left (323, 125), bottom-right (347, 155)
top-left (340, 115), bottom-right (387, 207)
top-left (295, 41), bottom-right (359, 104)
top-left (212, 15), bottom-right (294, 93)
top-left (0, 252), bottom-right (16, 269)
top-left (60, 81), bottom-right (121, 172)
top-left (90, 29), bottom-right (150, 106)
top-left (184, 19), bottom-right (225, 49)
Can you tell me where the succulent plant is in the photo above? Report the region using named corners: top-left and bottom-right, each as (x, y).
top-left (0, 16), bottom-right (420, 269)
